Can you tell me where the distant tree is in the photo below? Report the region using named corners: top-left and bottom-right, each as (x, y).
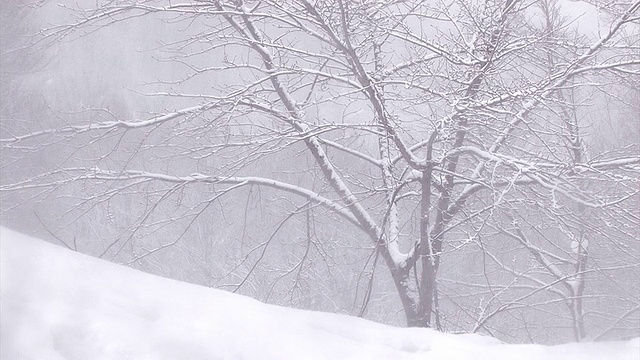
top-left (0, 0), bottom-right (45, 131)
top-left (0, 0), bottom-right (51, 228)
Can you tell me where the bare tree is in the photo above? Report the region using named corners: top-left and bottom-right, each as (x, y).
top-left (1, 0), bottom-right (638, 340)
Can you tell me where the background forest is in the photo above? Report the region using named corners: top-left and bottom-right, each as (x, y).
top-left (1, 0), bottom-right (639, 344)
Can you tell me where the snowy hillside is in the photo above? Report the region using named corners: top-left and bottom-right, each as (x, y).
top-left (1, 227), bottom-right (638, 360)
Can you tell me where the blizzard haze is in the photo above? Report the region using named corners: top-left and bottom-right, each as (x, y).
top-left (1, 0), bottom-right (639, 349)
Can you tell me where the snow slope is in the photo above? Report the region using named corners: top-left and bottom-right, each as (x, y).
top-left (1, 227), bottom-right (638, 360)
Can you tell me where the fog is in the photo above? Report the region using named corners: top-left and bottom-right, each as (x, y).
top-left (1, 0), bottom-right (639, 345)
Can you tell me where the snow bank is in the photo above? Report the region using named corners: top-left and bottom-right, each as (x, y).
top-left (1, 227), bottom-right (638, 360)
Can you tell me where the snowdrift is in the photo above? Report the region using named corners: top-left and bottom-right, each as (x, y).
top-left (1, 227), bottom-right (638, 360)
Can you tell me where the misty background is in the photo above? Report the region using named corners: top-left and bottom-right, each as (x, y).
top-left (1, 0), bottom-right (638, 345)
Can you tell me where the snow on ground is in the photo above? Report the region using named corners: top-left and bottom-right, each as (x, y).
top-left (1, 227), bottom-right (638, 360)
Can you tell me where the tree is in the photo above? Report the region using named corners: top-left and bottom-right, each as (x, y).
top-left (1, 0), bottom-right (638, 339)
top-left (0, 0), bottom-right (53, 229)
